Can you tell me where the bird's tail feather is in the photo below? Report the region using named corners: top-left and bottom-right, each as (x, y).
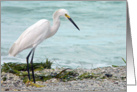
top-left (9, 43), bottom-right (18, 57)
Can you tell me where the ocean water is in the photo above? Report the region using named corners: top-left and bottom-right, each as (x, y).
top-left (1, 1), bottom-right (126, 69)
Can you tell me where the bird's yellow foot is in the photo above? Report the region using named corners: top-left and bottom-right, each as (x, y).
top-left (25, 80), bottom-right (45, 88)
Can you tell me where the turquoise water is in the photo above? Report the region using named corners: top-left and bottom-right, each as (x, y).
top-left (1, 1), bottom-right (126, 69)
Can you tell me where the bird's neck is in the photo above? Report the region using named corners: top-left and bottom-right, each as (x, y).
top-left (50, 17), bottom-right (60, 36)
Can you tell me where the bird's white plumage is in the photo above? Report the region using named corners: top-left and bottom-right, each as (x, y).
top-left (16, 19), bottom-right (50, 47)
top-left (9, 19), bottom-right (50, 56)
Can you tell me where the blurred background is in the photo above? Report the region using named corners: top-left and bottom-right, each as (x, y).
top-left (1, 1), bottom-right (126, 69)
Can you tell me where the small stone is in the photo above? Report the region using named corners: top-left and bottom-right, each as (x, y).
top-left (9, 77), bottom-right (13, 80)
top-left (114, 81), bottom-right (119, 84)
top-left (50, 72), bottom-right (57, 77)
top-left (46, 78), bottom-right (58, 83)
top-left (13, 83), bottom-right (18, 87)
top-left (105, 74), bottom-right (112, 78)
top-left (5, 88), bottom-right (9, 91)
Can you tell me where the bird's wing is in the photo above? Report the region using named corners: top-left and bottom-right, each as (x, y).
top-left (9, 19), bottom-right (50, 56)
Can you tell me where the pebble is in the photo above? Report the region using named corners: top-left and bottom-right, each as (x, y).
top-left (45, 78), bottom-right (59, 83)
top-left (105, 74), bottom-right (113, 77)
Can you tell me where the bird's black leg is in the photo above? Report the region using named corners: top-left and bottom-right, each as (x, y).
top-left (30, 48), bottom-right (36, 83)
top-left (26, 49), bottom-right (33, 81)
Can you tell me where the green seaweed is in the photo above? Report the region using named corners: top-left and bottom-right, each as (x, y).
top-left (59, 71), bottom-right (78, 82)
top-left (78, 73), bottom-right (93, 80)
top-left (78, 72), bottom-right (102, 80)
top-left (100, 76), bottom-right (106, 79)
top-left (112, 57), bottom-right (126, 67)
top-left (122, 58), bottom-right (126, 64)
top-left (112, 65), bottom-right (118, 67)
top-left (3, 77), bottom-right (7, 81)
top-left (1, 59), bottom-right (52, 73)
top-left (1, 59), bottom-right (54, 83)
top-left (44, 59), bottom-right (53, 69)
top-left (55, 69), bottom-right (79, 82)
top-left (121, 76), bottom-right (126, 80)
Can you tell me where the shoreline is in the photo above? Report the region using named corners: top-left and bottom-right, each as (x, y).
top-left (1, 66), bottom-right (126, 91)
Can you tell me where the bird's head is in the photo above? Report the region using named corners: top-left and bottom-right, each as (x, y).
top-left (53, 9), bottom-right (80, 31)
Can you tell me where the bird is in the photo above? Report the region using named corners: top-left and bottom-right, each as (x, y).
top-left (9, 9), bottom-right (80, 83)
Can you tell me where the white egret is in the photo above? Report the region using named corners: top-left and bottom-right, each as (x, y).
top-left (9, 9), bottom-right (80, 83)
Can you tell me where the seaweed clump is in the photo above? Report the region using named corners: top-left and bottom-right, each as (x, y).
top-left (1, 59), bottom-right (52, 73)
top-left (1, 59), bottom-right (116, 85)
top-left (1, 59), bottom-right (53, 83)
top-left (1, 60), bottom-right (80, 83)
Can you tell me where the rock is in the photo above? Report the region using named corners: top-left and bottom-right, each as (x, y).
top-left (46, 78), bottom-right (59, 83)
top-left (9, 77), bottom-right (13, 80)
top-left (105, 74), bottom-right (113, 78)
top-left (5, 88), bottom-right (9, 91)
top-left (50, 72), bottom-right (57, 77)
top-left (13, 83), bottom-right (18, 87)
top-left (114, 81), bottom-right (119, 84)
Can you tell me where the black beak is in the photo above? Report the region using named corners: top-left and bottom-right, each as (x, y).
top-left (68, 18), bottom-right (80, 31)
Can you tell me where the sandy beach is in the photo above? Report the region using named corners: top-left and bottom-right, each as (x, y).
top-left (1, 66), bottom-right (126, 91)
